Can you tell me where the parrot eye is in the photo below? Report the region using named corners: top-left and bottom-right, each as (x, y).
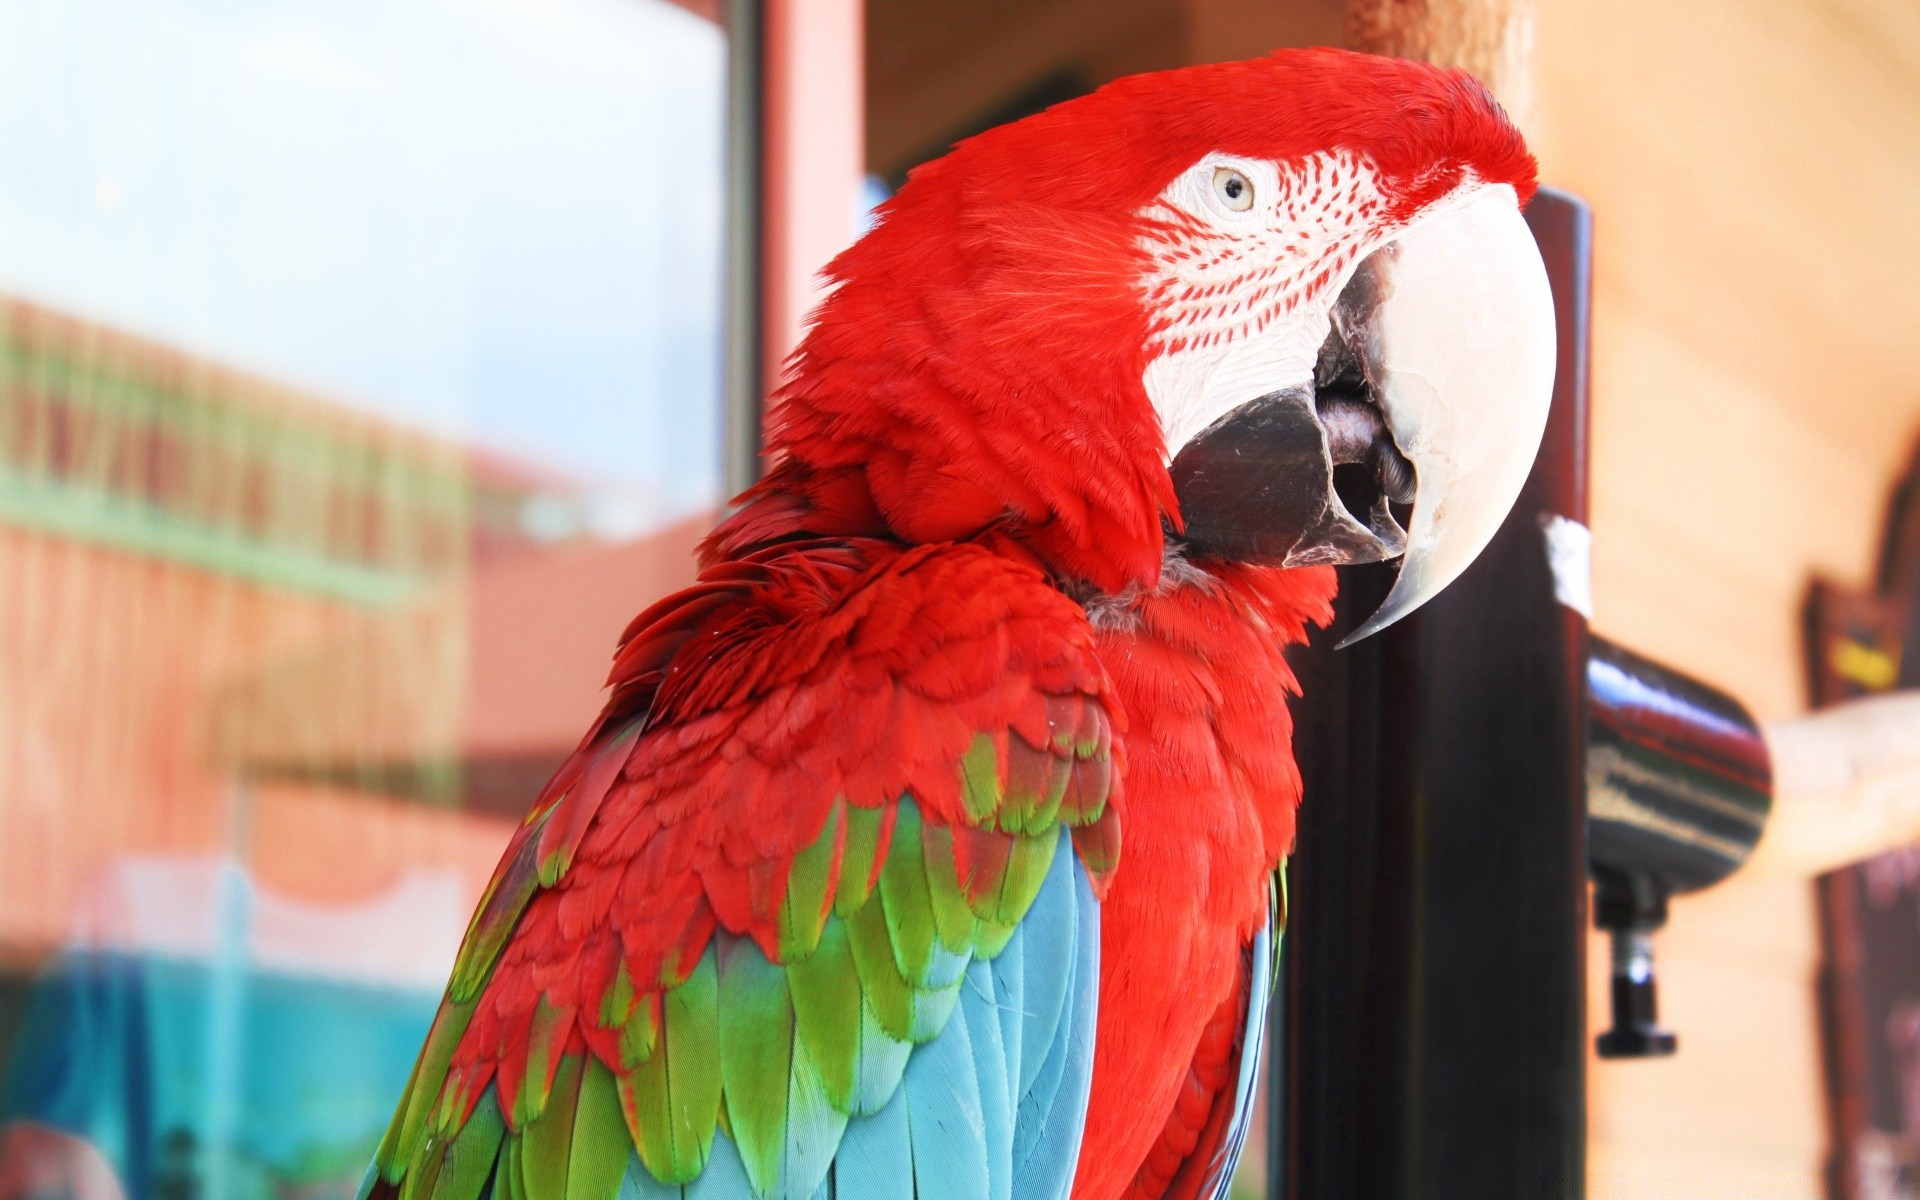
top-left (1212, 167), bottom-right (1254, 212)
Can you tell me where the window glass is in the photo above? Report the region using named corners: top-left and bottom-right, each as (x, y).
top-left (0, 4), bottom-right (728, 1198)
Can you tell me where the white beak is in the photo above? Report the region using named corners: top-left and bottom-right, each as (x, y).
top-left (1336, 184), bottom-right (1557, 646)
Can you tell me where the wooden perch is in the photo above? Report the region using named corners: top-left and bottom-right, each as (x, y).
top-left (1749, 690), bottom-right (1920, 876)
top-left (1345, 0), bottom-right (1536, 126)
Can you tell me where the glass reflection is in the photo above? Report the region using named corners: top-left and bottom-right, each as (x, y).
top-left (0, 3), bottom-right (727, 1198)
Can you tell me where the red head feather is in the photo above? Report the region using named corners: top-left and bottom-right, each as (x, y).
top-left (748, 48), bottom-right (1534, 595)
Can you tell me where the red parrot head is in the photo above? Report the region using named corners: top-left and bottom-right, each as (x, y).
top-left (771, 48), bottom-right (1555, 637)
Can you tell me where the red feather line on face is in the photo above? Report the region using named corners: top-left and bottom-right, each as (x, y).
top-left (1141, 150), bottom-right (1387, 358)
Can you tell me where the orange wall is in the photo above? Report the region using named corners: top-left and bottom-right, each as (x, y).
top-left (0, 526), bottom-right (501, 961)
top-left (1531, 0), bottom-right (1920, 1193)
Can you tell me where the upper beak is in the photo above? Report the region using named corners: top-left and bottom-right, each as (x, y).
top-left (1167, 184), bottom-right (1557, 645)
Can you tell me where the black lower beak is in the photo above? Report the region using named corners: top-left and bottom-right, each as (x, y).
top-left (1169, 385), bottom-right (1409, 567)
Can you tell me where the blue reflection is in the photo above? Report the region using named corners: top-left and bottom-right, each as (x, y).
top-left (4, 864), bottom-right (440, 1200)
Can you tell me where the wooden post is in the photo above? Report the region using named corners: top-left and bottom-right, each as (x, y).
top-left (1281, 189), bottom-right (1591, 1200)
top-left (1345, 0), bottom-right (1536, 129)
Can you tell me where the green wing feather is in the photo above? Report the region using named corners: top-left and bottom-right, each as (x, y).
top-left (366, 585), bottom-right (1120, 1200)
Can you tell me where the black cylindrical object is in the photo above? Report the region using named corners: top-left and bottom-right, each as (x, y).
top-left (1587, 637), bottom-right (1772, 894)
top-left (1279, 188), bottom-right (1593, 1199)
top-left (1585, 637), bottom-right (1772, 1058)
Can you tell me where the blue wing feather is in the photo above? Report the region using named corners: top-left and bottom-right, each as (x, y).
top-left (612, 833), bottom-right (1100, 1200)
top-left (820, 1081), bottom-right (912, 1198)
top-left (1008, 851), bottom-right (1098, 1200)
top-left (784, 1042), bottom-right (850, 1197)
top-left (903, 1000), bottom-right (993, 1200)
top-left (960, 958), bottom-right (1016, 1200)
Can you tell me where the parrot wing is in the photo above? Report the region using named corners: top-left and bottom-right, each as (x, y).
top-left (363, 539), bottom-right (1123, 1200)
top-left (1130, 877), bottom-right (1279, 1200)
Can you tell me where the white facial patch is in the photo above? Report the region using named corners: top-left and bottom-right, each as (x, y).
top-left (1143, 311), bottom-right (1329, 451)
top-left (1137, 150), bottom-right (1390, 457)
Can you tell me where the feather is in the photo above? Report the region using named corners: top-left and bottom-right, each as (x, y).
top-left (403, 1130), bottom-right (447, 1200)
top-left (874, 802), bottom-right (940, 986)
top-left (663, 949), bottom-right (724, 1178)
top-left (402, 840), bottom-right (1100, 1200)
top-left (845, 895), bottom-right (916, 1043)
top-left (847, 990), bottom-right (913, 1117)
top-left (902, 977), bottom-right (990, 1200)
top-left (497, 1125), bottom-right (526, 1200)
top-left (370, 541), bottom-right (1124, 1200)
top-left (615, 994), bottom-right (659, 1071)
top-left (625, 947), bottom-right (721, 1184)
top-left (1197, 911), bottom-right (1275, 1200)
top-left (822, 1084), bottom-right (912, 1198)
top-left (716, 935), bottom-right (797, 1194)
top-left (781, 1038), bottom-right (851, 1200)
top-left (973, 914), bottom-right (1020, 959)
top-left (614, 1152), bottom-right (674, 1200)
top-left (382, 998), bottom-right (477, 1178)
top-left (918, 823), bottom-right (980, 952)
top-left (1068, 806), bottom-right (1121, 886)
top-left (452, 830), bottom-right (545, 1004)
top-left (989, 832), bottom-right (1059, 927)
top-left (1131, 896), bottom-right (1280, 1200)
top-left (985, 918), bottom-right (1025, 1100)
top-left (537, 722), bottom-right (641, 887)
top-left (522, 1057), bottom-right (583, 1200)
top-left (1001, 734), bottom-right (1069, 835)
top-left (567, 1061), bottom-right (636, 1200)
top-left (957, 733), bottom-right (1003, 823)
top-left (833, 804), bottom-right (885, 917)
top-left (949, 824), bottom-right (1013, 912)
top-left (906, 975), bottom-right (962, 1043)
top-left (958, 960), bottom-right (1015, 1200)
top-left (513, 997), bottom-right (572, 1129)
top-left (1008, 856), bottom-right (1099, 1200)
top-left (1010, 848), bottom-right (1079, 1102)
top-left (1057, 738), bottom-right (1111, 826)
top-left (785, 921), bottom-right (864, 1113)
top-left (427, 1091), bottom-right (504, 1200)
top-left (779, 801), bottom-right (844, 959)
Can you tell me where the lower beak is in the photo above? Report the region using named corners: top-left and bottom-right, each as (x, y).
top-left (1168, 184), bottom-right (1556, 644)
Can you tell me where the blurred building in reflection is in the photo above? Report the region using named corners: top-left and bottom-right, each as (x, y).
top-left (3, 296), bottom-right (510, 958)
top-left (0, 298), bottom-right (706, 1200)
top-left (0, 0), bottom-right (728, 1192)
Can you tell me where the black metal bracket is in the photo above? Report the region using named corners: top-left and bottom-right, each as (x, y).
top-left (1592, 867), bottom-right (1677, 1058)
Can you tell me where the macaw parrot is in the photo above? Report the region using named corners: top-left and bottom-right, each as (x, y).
top-left (363, 47), bottom-right (1554, 1200)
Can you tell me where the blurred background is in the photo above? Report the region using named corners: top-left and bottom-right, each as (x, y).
top-left (0, 1), bottom-right (1917, 1199)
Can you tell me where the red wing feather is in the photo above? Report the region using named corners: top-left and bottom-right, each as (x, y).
top-left (1126, 954), bottom-right (1257, 1200)
top-left (404, 537), bottom-right (1122, 1155)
